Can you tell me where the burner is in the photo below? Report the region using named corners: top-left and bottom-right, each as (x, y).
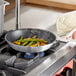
top-left (24, 53), bottom-right (36, 59)
top-left (24, 52), bottom-right (45, 59)
top-left (23, 41), bottom-right (60, 59)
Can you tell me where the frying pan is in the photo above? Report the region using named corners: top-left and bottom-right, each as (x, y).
top-left (5, 28), bottom-right (56, 53)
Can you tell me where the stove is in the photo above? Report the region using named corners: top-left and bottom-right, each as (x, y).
top-left (0, 31), bottom-right (66, 76)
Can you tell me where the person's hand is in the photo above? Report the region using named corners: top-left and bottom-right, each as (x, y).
top-left (72, 31), bottom-right (76, 39)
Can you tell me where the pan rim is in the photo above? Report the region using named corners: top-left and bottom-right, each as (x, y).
top-left (5, 34), bottom-right (56, 48)
top-left (5, 28), bottom-right (56, 49)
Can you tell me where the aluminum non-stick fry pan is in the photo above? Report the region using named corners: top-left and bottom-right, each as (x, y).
top-left (5, 28), bottom-right (56, 53)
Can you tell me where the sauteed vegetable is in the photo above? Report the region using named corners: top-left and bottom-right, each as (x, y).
top-left (13, 36), bottom-right (48, 47)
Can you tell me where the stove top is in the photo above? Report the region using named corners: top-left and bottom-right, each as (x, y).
top-left (0, 31), bottom-right (66, 76)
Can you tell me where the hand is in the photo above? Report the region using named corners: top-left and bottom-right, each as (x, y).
top-left (72, 31), bottom-right (76, 39)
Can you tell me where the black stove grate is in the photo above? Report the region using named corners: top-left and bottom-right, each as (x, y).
top-left (0, 32), bottom-right (62, 76)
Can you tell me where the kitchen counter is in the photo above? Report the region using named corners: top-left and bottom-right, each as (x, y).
top-left (4, 4), bottom-right (69, 31)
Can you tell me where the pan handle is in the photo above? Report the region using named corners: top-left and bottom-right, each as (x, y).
top-left (58, 40), bottom-right (68, 43)
top-left (50, 40), bottom-right (67, 51)
top-left (50, 40), bottom-right (60, 50)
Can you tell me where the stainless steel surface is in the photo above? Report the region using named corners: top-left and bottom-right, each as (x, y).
top-left (15, 0), bottom-right (21, 30)
top-left (0, 0), bottom-right (4, 37)
top-left (0, 0), bottom-right (8, 36)
top-left (4, 1), bottom-right (10, 15)
top-left (0, 0), bottom-right (3, 5)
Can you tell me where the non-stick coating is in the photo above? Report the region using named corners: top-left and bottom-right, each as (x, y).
top-left (5, 28), bottom-right (56, 53)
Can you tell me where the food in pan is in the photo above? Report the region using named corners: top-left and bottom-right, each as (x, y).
top-left (13, 36), bottom-right (48, 47)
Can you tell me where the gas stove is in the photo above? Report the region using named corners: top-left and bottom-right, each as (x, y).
top-left (0, 31), bottom-right (66, 76)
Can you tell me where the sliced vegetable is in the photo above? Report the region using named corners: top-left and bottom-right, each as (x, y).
top-left (13, 41), bottom-right (21, 45)
top-left (22, 41), bottom-right (29, 46)
top-left (13, 36), bottom-right (48, 47)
